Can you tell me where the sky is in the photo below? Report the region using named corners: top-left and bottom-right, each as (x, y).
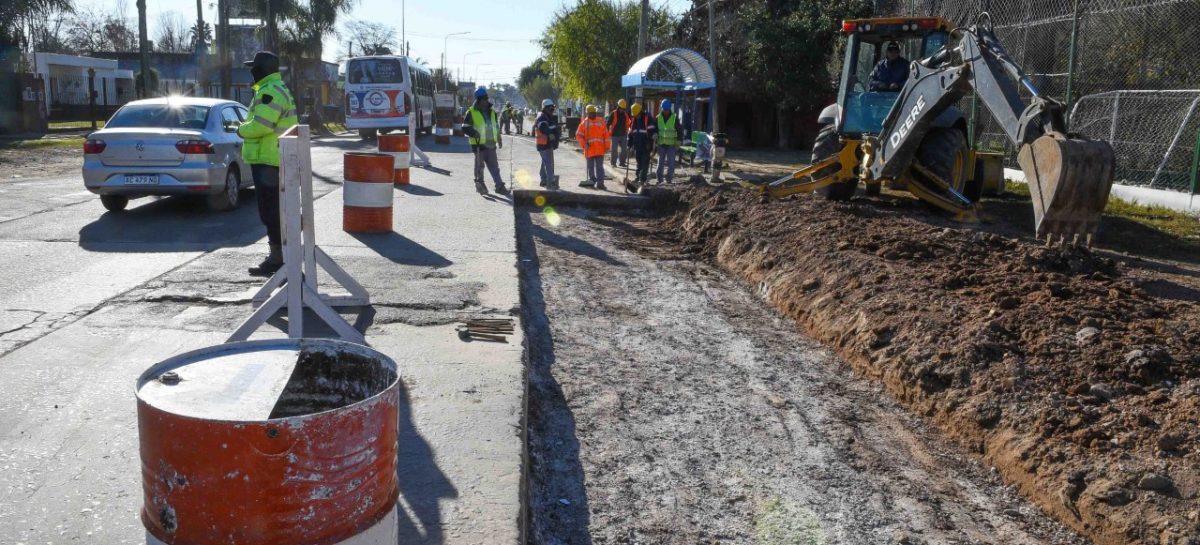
top-left (75, 0), bottom-right (695, 87)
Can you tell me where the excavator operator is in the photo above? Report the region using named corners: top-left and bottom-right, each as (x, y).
top-left (869, 41), bottom-right (909, 91)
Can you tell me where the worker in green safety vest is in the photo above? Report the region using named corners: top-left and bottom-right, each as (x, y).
top-left (238, 51), bottom-right (298, 276)
top-left (654, 98), bottom-right (683, 184)
top-left (461, 86), bottom-right (508, 195)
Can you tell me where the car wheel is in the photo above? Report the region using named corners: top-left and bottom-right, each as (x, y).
top-left (100, 195), bottom-right (128, 212)
top-left (207, 168), bottom-right (239, 211)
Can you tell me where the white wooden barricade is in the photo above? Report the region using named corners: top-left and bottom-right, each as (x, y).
top-left (228, 125), bottom-right (370, 344)
top-left (408, 113), bottom-right (432, 168)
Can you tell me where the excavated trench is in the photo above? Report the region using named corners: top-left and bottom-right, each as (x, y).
top-left (641, 185), bottom-right (1200, 545)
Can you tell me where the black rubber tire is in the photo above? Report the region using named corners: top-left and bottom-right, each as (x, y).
top-left (915, 128), bottom-right (971, 199)
top-left (813, 125), bottom-right (856, 201)
top-left (864, 183), bottom-right (882, 197)
top-left (207, 168), bottom-right (240, 211)
top-left (358, 128), bottom-right (376, 140)
top-left (100, 195), bottom-right (128, 212)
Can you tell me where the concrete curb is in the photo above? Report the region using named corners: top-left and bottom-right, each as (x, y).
top-left (512, 188), bottom-right (655, 210)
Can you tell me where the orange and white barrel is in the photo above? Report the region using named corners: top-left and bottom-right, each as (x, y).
top-left (453, 115), bottom-right (465, 137)
top-left (343, 152), bottom-right (394, 233)
top-left (137, 339), bottom-right (401, 545)
top-left (378, 134), bottom-right (412, 186)
top-left (434, 118), bottom-right (453, 145)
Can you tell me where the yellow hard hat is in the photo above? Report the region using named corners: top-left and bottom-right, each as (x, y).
top-left (617, 99), bottom-right (627, 109)
top-left (631, 103), bottom-right (642, 116)
top-left (586, 104), bottom-right (598, 114)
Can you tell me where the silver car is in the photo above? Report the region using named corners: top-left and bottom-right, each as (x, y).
top-left (83, 97), bottom-right (252, 212)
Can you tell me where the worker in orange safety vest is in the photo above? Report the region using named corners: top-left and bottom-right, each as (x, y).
top-left (575, 104), bottom-right (611, 190)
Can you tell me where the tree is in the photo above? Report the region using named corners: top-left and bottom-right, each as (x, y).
top-left (0, 0), bottom-right (73, 52)
top-left (517, 57), bottom-right (552, 90)
top-left (67, 6), bottom-right (138, 53)
top-left (541, 0), bottom-right (675, 101)
top-left (155, 11), bottom-right (193, 52)
top-left (339, 20), bottom-right (396, 58)
top-left (26, 7), bottom-right (74, 54)
top-left (521, 77), bottom-right (560, 110)
top-left (190, 20), bottom-right (213, 51)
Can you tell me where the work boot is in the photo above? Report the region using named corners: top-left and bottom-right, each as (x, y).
top-left (475, 180), bottom-right (488, 194)
top-left (248, 245), bottom-right (283, 277)
top-left (495, 183), bottom-right (510, 195)
top-left (595, 181), bottom-right (606, 191)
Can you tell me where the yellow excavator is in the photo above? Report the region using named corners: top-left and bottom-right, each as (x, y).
top-left (756, 14), bottom-right (1115, 243)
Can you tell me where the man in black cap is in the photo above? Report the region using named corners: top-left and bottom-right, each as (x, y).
top-left (869, 41), bottom-right (910, 91)
top-left (238, 51), bottom-right (298, 276)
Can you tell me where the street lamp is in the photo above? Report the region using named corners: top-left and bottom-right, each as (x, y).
top-left (442, 32), bottom-right (470, 90)
top-left (460, 51), bottom-right (481, 84)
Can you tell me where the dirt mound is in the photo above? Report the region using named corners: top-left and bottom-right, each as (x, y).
top-left (653, 187), bottom-right (1200, 545)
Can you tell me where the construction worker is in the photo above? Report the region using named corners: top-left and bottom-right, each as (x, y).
top-left (238, 50), bottom-right (297, 277)
top-left (627, 102), bottom-right (654, 193)
top-left (500, 103), bottom-right (513, 135)
top-left (607, 98), bottom-right (630, 167)
top-left (869, 41), bottom-right (909, 91)
top-left (535, 98), bottom-right (560, 190)
top-left (461, 86), bottom-right (508, 195)
top-left (575, 104), bottom-right (610, 190)
top-left (655, 98), bottom-right (683, 184)
top-left (514, 106), bottom-right (525, 135)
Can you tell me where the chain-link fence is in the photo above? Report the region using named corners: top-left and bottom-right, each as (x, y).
top-left (879, 0), bottom-right (1200, 192)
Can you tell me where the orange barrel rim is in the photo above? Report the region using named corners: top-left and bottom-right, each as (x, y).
top-left (136, 339), bottom-right (400, 545)
top-left (377, 133), bottom-right (410, 153)
top-left (344, 152), bottom-right (394, 182)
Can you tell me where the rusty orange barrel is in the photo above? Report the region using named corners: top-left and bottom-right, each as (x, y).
top-left (377, 133), bottom-right (410, 153)
top-left (378, 134), bottom-right (412, 187)
top-left (434, 118), bottom-right (452, 145)
top-left (136, 339), bottom-right (400, 545)
top-left (343, 152), bottom-right (393, 233)
top-left (453, 115), bottom-right (464, 137)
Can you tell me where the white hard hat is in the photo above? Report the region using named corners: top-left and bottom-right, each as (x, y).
top-left (541, 98), bottom-right (555, 108)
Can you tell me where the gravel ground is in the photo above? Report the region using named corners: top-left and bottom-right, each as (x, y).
top-left (519, 207), bottom-right (1089, 545)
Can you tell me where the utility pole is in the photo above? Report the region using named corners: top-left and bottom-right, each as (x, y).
top-left (136, 0), bottom-right (150, 98)
top-left (402, 0), bottom-right (406, 58)
top-left (196, 0), bottom-right (208, 97)
top-left (218, 0), bottom-right (231, 99)
top-left (636, 0), bottom-right (648, 101)
top-left (266, 0), bottom-right (277, 51)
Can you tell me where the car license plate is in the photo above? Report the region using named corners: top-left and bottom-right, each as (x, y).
top-left (125, 175), bottom-right (159, 185)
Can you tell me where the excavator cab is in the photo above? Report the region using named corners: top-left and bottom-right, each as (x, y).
top-left (837, 18), bottom-right (951, 137)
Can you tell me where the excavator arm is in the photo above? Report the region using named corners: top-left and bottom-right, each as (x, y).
top-left (870, 15), bottom-right (1115, 242)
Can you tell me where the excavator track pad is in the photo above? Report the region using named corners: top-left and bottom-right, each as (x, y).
top-left (1017, 132), bottom-right (1115, 243)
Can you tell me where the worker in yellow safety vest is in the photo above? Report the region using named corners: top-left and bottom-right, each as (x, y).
top-left (238, 51), bottom-right (298, 277)
top-left (461, 86), bottom-right (508, 195)
top-left (654, 98), bottom-right (683, 184)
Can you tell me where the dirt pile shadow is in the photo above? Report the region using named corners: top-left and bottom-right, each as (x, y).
top-left (649, 186), bottom-right (1200, 545)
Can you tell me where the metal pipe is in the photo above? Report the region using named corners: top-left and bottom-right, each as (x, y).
top-left (442, 32), bottom-right (469, 91)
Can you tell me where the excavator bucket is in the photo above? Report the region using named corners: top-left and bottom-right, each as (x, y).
top-left (1017, 132), bottom-right (1115, 243)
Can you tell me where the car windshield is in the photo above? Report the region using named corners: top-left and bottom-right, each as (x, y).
top-left (106, 104), bottom-right (211, 130)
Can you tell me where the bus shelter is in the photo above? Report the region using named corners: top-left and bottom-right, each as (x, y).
top-left (621, 48), bottom-right (717, 133)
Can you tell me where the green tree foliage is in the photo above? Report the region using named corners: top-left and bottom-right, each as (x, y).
top-left (518, 58), bottom-right (560, 108)
top-left (541, 0), bottom-right (674, 101)
top-left (679, 0), bottom-right (871, 109)
top-left (0, 0), bottom-right (72, 47)
top-left (521, 76), bottom-right (560, 109)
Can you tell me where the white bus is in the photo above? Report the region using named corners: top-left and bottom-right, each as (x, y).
top-left (343, 55), bottom-right (436, 139)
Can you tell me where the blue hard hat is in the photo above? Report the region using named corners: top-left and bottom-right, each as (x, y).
top-left (660, 98), bottom-right (673, 110)
top-left (474, 86), bottom-right (488, 99)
